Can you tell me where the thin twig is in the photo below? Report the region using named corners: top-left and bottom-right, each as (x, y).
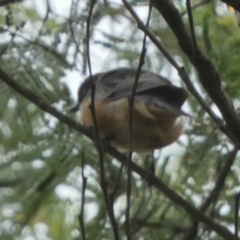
top-left (124, 3), bottom-right (152, 239)
top-left (78, 152), bottom-right (87, 240)
top-left (186, 0), bottom-right (198, 54)
top-left (0, 68), bottom-right (235, 240)
top-left (85, 1), bottom-right (120, 239)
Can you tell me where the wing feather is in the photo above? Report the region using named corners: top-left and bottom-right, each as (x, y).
top-left (97, 68), bottom-right (172, 100)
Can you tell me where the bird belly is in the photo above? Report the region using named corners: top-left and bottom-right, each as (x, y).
top-left (80, 97), bottom-right (184, 151)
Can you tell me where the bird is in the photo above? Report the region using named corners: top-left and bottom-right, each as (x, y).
top-left (70, 68), bottom-right (188, 152)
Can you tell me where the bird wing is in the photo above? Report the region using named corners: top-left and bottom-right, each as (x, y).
top-left (97, 68), bottom-right (172, 100)
top-left (96, 68), bottom-right (188, 116)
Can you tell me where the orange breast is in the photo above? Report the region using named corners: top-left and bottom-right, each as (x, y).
top-left (80, 97), bottom-right (184, 151)
top-left (80, 97), bottom-right (128, 139)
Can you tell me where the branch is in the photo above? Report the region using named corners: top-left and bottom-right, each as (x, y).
top-left (0, 68), bottom-right (235, 240)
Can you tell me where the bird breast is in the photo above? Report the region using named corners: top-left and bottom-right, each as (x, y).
top-left (80, 97), bottom-right (185, 151)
